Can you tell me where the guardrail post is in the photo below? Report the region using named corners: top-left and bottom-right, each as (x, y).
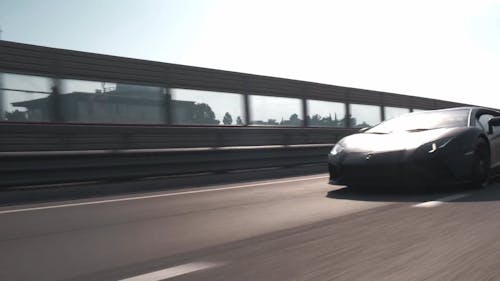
top-left (0, 72), bottom-right (4, 121)
top-left (50, 78), bottom-right (63, 123)
top-left (243, 75), bottom-right (251, 126)
top-left (302, 98), bottom-right (308, 127)
top-left (164, 88), bottom-right (172, 125)
top-left (345, 102), bottom-right (351, 128)
top-left (0, 28), bottom-right (3, 121)
top-left (244, 93), bottom-right (250, 126)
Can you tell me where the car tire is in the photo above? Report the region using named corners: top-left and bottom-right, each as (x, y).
top-left (471, 139), bottom-right (490, 189)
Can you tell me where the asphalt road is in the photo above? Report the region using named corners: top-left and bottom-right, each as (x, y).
top-left (1, 174), bottom-right (500, 281)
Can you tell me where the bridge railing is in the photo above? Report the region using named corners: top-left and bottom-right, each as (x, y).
top-left (0, 122), bottom-right (354, 151)
top-left (0, 144), bottom-right (332, 187)
top-left (0, 40), bottom-right (468, 129)
top-left (0, 40), bottom-right (472, 186)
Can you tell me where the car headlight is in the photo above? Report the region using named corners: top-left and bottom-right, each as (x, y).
top-left (427, 137), bottom-right (453, 153)
top-left (330, 142), bottom-right (345, 155)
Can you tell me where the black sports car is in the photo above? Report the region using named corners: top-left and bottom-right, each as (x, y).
top-left (328, 107), bottom-right (500, 189)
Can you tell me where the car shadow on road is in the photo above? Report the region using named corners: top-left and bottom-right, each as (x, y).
top-left (326, 180), bottom-right (500, 203)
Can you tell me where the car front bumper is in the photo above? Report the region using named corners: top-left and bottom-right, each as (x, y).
top-left (328, 149), bottom-right (471, 187)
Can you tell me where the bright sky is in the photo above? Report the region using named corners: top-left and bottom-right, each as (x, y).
top-left (1, 0), bottom-right (500, 109)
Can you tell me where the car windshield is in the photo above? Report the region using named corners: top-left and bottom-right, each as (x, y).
top-left (367, 109), bottom-right (470, 134)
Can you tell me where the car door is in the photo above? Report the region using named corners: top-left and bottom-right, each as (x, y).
top-left (477, 112), bottom-right (500, 172)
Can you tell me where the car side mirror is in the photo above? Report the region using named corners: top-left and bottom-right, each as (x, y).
top-left (359, 127), bottom-right (370, 133)
top-left (488, 116), bottom-right (500, 134)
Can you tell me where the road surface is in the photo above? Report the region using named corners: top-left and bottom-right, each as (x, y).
top-left (1, 174), bottom-right (499, 281)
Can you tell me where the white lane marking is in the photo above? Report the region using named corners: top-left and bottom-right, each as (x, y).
top-left (413, 193), bottom-right (470, 208)
top-left (0, 175), bottom-right (329, 215)
top-left (118, 262), bottom-right (221, 281)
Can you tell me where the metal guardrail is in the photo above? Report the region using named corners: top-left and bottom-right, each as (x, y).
top-left (0, 144), bottom-right (333, 187)
top-left (0, 122), bottom-right (355, 152)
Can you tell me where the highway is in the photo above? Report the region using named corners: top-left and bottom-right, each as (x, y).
top-left (1, 174), bottom-right (500, 281)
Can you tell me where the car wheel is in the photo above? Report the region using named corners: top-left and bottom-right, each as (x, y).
top-left (471, 139), bottom-right (490, 189)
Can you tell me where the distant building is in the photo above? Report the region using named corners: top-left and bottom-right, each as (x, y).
top-left (11, 84), bottom-right (214, 124)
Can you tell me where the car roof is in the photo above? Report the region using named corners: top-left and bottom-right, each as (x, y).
top-left (423, 107), bottom-right (499, 115)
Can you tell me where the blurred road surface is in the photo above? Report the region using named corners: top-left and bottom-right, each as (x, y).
top-left (1, 174), bottom-right (499, 281)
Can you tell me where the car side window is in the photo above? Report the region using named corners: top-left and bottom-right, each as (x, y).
top-left (477, 114), bottom-right (493, 132)
top-left (492, 115), bottom-right (500, 135)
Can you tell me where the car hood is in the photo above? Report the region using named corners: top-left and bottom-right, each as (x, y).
top-left (340, 128), bottom-right (461, 152)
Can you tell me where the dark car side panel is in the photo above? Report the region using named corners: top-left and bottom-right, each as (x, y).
top-left (328, 112), bottom-right (495, 187)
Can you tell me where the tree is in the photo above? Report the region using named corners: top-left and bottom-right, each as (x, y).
top-left (236, 116), bottom-right (243, 125)
top-left (267, 118), bottom-right (278, 125)
top-left (310, 114), bottom-right (322, 126)
top-left (223, 112), bottom-right (233, 125)
top-left (281, 113), bottom-right (302, 126)
top-left (5, 110), bottom-right (28, 121)
top-left (190, 103), bottom-right (219, 125)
